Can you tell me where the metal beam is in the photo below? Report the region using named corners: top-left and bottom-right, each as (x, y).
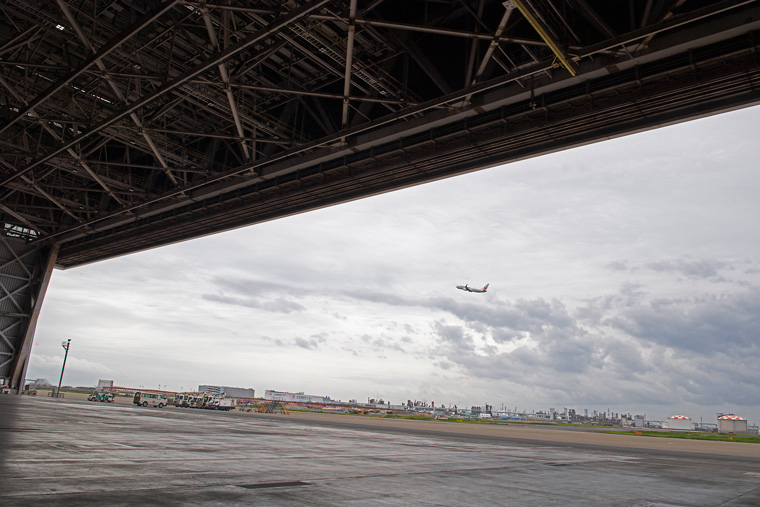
top-left (218, 81), bottom-right (413, 105)
top-left (109, 127), bottom-right (297, 145)
top-left (0, 25), bottom-right (43, 56)
top-left (464, 0), bottom-right (486, 90)
top-left (7, 243), bottom-right (58, 393)
top-left (55, 0), bottom-right (181, 187)
top-left (0, 74), bottom-right (125, 207)
top-left (32, 0), bottom-right (745, 249)
top-left (0, 0), bottom-right (332, 189)
top-left (2, 0), bottom-right (757, 269)
top-left (575, 0), bottom-right (617, 39)
top-left (0, 203), bottom-right (41, 234)
top-left (392, 34), bottom-right (452, 95)
top-left (201, 4), bottom-right (251, 161)
top-left (579, 0), bottom-right (755, 59)
top-left (0, 0), bottom-right (180, 135)
top-left (463, 2), bottom-right (516, 105)
top-left (36, 56), bottom-right (561, 246)
top-left (341, 0), bottom-right (358, 132)
top-left (187, 2), bottom-right (557, 47)
top-left (512, 0), bottom-right (577, 76)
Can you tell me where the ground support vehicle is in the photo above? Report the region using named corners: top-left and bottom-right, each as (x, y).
top-left (88, 391), bottom-right (114, 403)
top-left (173, 392), bottom-right (235, 410)
top-left (173, 392), bottom-right (200, 408)
top-left (133, 392), bottom-right (168, 408)
top-left (206, 398), bottom-right (235, 411)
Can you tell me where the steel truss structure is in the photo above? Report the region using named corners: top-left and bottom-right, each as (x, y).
top-left (1, 0), bottom-right (759, 268)
top-left (0, 235), bottom-right (55, 386)
top-left (1, 1), bottom-right (759, 387)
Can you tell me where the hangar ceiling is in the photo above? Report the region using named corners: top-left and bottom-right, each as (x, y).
top-left (1, 0), bottom-right (759, 268)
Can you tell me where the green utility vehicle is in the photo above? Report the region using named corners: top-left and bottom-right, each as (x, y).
top-left (88, 390), bottom-right (115, 403)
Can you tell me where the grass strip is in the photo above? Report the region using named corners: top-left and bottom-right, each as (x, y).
top-left (601, 430), bottom-right (760, 443)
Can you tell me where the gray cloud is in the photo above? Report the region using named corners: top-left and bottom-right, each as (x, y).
top-left (418, 282), bottom-right (760, 410)
top-left (335, 278), bottom-right (760, 407)
top-left (645, 258), bottom-right (726, 281)
top-left (209, 276), bottom-right (295, 295)
top-left (294, 334), bottom-right (327, 350)
top-left (202, 293), bottom-right (306, 313)
top-left (606, 260), bottom-right (629, 272)
top-left (263, 335), bottom-right (285, 347)
top-left (605, 287), bottom-right (760, 354)
top-left (360, 334), bottom-right (407, 353)
top-left (200, 275), bottom-right (310, 312)
top-left (604, 257), bottom-right (755, 284)
top-left (200, 266), bottom-right (760, 411)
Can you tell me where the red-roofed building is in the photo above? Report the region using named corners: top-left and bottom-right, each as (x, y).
top-left (663, 414), bottom-right (692, 431)
top-left (718, 414), bottom-right (748, 434)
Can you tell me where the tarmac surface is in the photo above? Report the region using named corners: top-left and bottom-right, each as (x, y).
top-left (1, 395), bottom-right (760, 506)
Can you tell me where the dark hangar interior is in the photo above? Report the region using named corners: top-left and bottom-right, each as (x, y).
top-left (1, 0), bottom-right (759, 270)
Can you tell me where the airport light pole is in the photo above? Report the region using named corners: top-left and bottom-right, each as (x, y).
top-left (56, 339), bottom-right (71, 398)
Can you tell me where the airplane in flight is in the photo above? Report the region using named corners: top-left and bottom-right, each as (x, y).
top-left (456, 283), bottom-right (489, 293)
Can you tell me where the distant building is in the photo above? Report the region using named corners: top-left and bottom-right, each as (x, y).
top-left (25, 378), bottom-right (51, 389)
top-left (199, 385), bottom-right (255, 399)
top-left (718, 414), bottom-right (748, 434)
top-left (264, 389), bottom-right (332, 404)
top-left (97, 380), bottom-right (114, 388)
top-left (619, 416), bottom-right (634, 427)
top-left (663, 415), bottom-right (693, 431)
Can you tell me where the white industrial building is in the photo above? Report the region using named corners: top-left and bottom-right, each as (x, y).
top-left (199, 385), bottom-right (255, 399)
top-left (264, 389), bottom-right (333, 404)
top-left (718, 414), bottom-right (748, 434)
top-left (663, 415), bottom-right (693, 431)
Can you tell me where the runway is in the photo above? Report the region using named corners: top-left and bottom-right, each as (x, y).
top-left (282, 410), bottom-right (760, 459)
top-left (1, 395), bottom-right (759, 506)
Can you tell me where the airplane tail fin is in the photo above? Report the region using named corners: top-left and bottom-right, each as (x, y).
top-left (483, 283), bottom-right (489, 291)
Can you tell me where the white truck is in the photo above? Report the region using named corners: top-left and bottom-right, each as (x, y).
top-left (206, 397), bottom-right (235, 411)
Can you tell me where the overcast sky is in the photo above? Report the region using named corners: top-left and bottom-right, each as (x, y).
top-left (27, 105), bottom-right (760, 425)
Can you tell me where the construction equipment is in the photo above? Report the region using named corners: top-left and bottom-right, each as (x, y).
top-left (253, 401), bottom-right (289, 414)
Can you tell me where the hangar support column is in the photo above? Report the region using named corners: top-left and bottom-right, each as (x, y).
top-left (0, 233), bottom-right (58, 394)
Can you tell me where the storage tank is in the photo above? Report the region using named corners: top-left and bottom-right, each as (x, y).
top-left (664, 415), bottom-right (693, 430)
top-left (718, 414), bottom-right (748, 434)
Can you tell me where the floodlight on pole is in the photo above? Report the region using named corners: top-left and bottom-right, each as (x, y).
top-left (56, 339), bottom-right (71, 398)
